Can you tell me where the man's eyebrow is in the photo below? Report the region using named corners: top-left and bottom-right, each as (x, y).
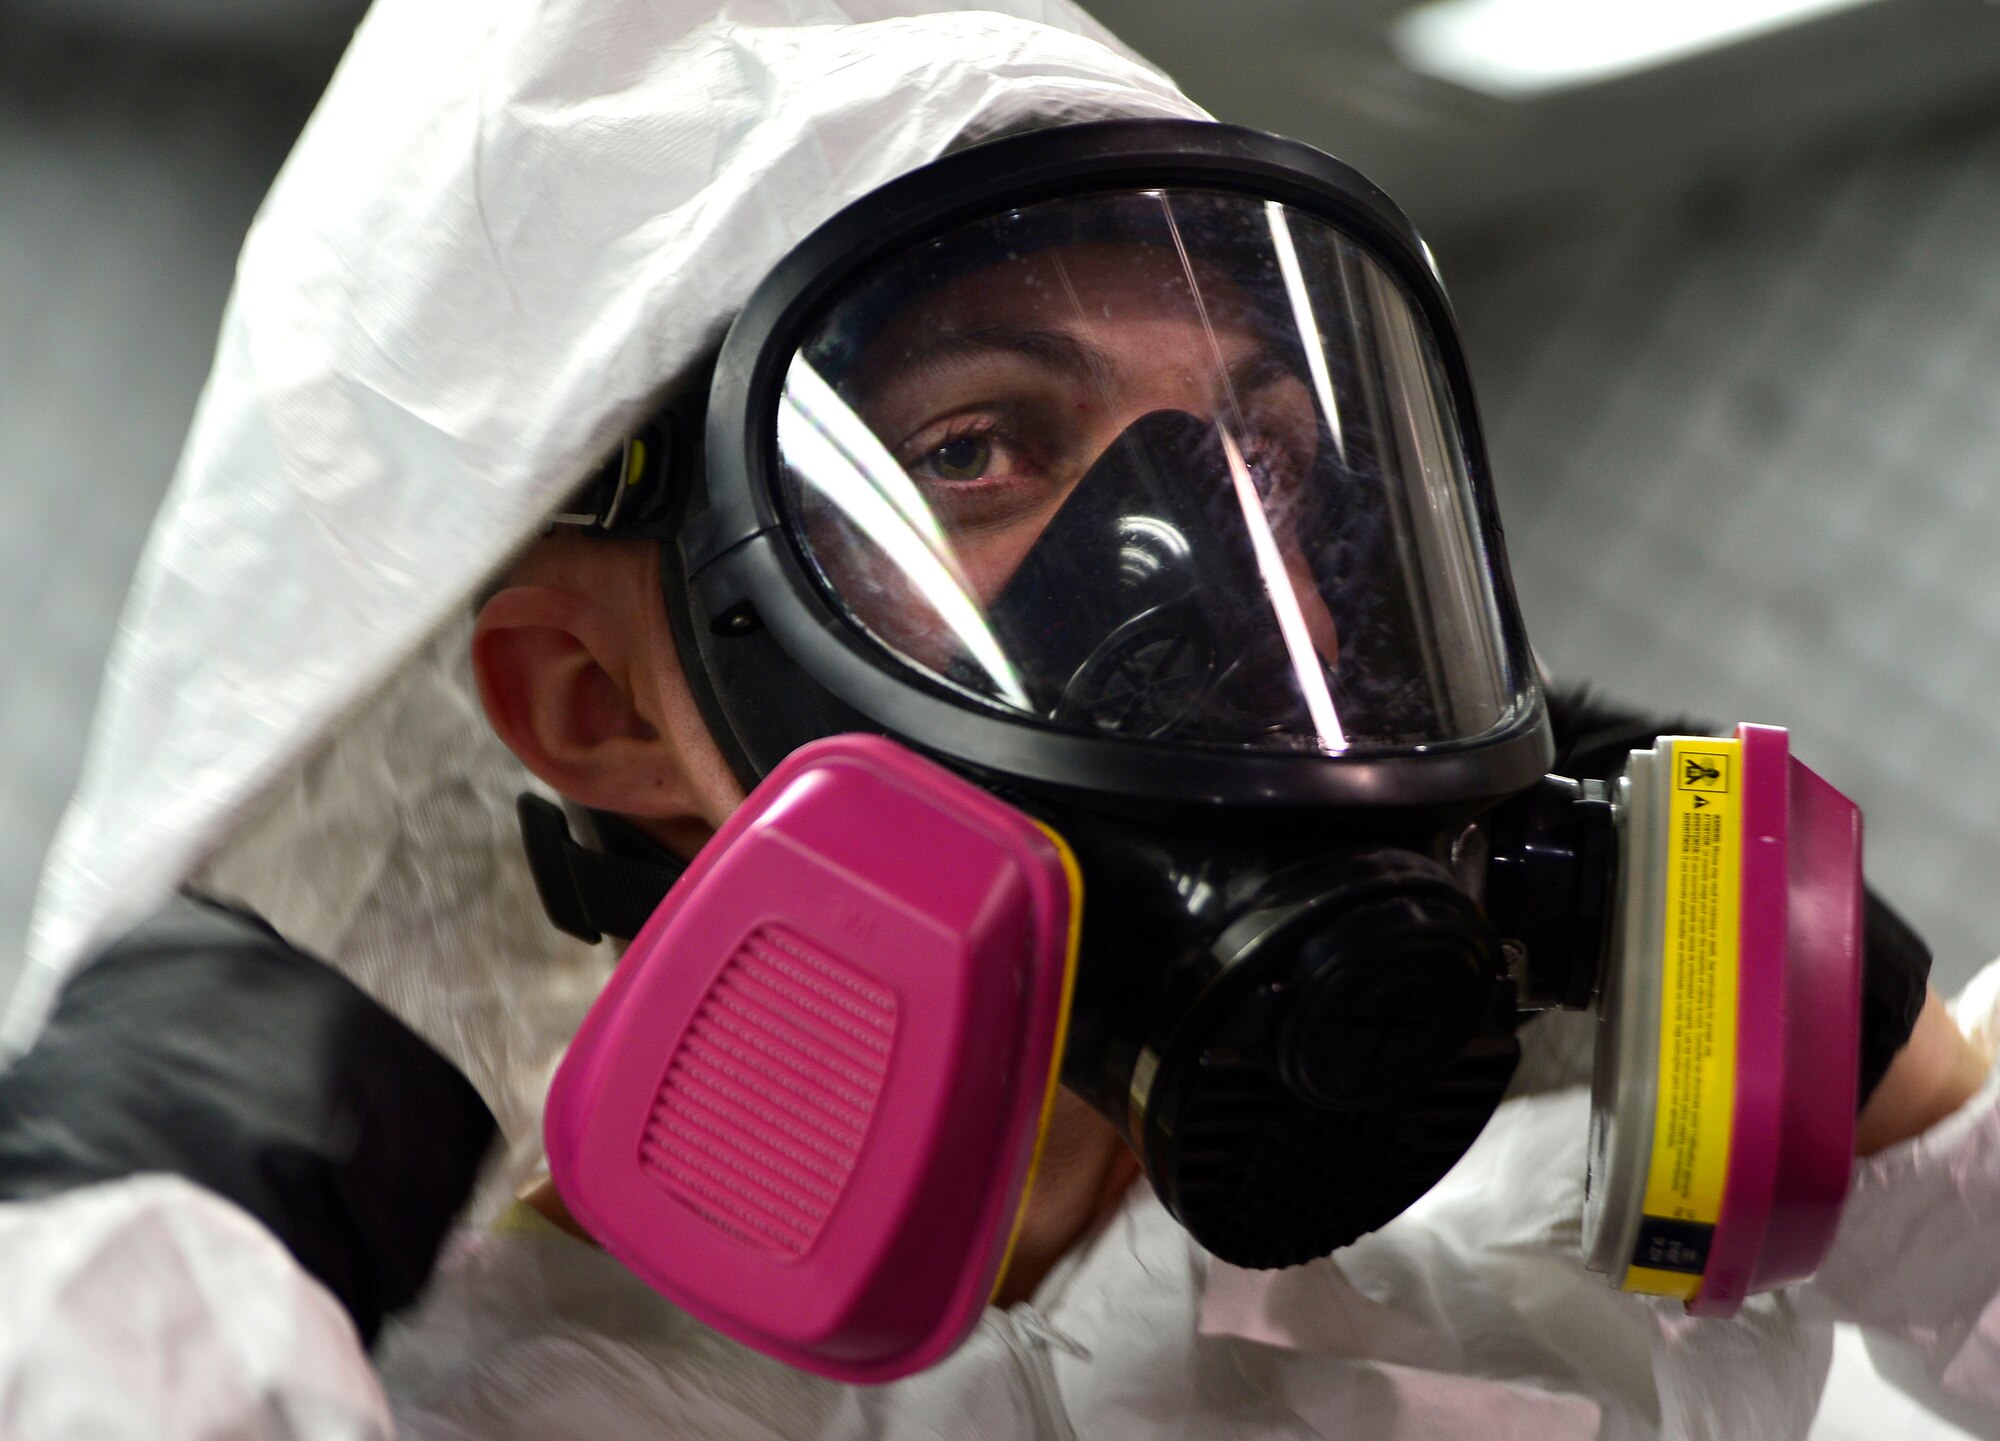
top-left (871, 323), bottom-right (1107, 389)
top-left (1226, 340), bottom-right (1306, 399)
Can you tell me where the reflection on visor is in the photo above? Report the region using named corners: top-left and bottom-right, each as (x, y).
top-left (1264, 202), bottom-right (1346, 466)
top-left (1216, 426), bottom-right (1346, 751)
top-left (775, 189), bottom-right (1523, 756)
top-left (779, 358), bottom-right (1031, 711)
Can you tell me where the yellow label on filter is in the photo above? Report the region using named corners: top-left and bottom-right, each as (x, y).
top-left (1623, 1265), bottom-right (1703, 1301)
top-left (1624, 738), bottom-right (1743, 1297)
top-left (989, 820), bottom-right (1084, 1304)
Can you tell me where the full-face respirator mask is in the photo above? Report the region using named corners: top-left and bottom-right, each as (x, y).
top-left (520, 122), bottom-right (1879, 1383)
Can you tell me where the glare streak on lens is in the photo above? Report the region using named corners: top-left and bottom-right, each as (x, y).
top-left (1155, 194), bottom-right (1248, 438)
top-left (1217, 426), bottom-right (1347, 753)
top-left (785, 358), bottom-right (953, 549)
top-left (780, 358), bottom-right (1031, 711)
top-left (1264, 202), bottom-right (1347, 463)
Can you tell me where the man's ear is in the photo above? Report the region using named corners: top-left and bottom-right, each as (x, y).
top-left (471, 582), bottom-right (689, 819)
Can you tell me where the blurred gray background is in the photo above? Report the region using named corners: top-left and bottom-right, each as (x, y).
top-left (4, 0), bottom-right (2000, 1000)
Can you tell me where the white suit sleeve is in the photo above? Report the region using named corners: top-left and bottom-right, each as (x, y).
top-left (1799, 962), bottom-right (2000, 1414)
top-left (0, 1174), bottom-right (393, 1441)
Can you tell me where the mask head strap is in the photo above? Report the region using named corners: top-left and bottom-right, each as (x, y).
top-left (517, 795), bottom-right (688, 944)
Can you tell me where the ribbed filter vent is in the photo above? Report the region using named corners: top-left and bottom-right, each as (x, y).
top-left (641, 925), bottom-right (896, 1258)
top-left (1165, 1039), bottom-right (1518, 1269)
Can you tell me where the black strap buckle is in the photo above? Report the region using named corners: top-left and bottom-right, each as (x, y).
top-left (517, 794), bottom-right (687, 943)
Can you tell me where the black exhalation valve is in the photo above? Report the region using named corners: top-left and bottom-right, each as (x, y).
top-left (1276, 853), bottom-right (1503, 1109)
top-left (1482, 775), bottom-right (1619, 1011)
top-left (1137, 849), bottom-right (1521, 1269)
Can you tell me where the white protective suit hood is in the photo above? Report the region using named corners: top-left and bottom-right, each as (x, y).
top-left (8, 0), bottom-right (1204, 1192)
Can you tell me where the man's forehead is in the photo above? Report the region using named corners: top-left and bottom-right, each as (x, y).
top-left (871, 240), bottom-right (1270, 369)
top-left (921, 240), bottom-right (1229, 314)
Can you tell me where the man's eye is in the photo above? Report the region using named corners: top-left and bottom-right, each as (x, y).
top-left (916, 435), bottom-right (994, 482)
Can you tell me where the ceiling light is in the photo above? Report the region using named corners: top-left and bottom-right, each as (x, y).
top-left (1393, 0), bottom-right (1885, 98)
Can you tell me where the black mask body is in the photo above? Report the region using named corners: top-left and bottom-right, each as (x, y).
top-left (595, 121), bottom-right (1570, 1270)
top-left (527, 122), bottom-right (1883, 1339)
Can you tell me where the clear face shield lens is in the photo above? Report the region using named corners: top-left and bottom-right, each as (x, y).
top-left (774, 190), bottom-right (1532, 755)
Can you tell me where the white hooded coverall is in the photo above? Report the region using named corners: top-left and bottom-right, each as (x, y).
top-left (4, 2), bottom-right (2000, 1436)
